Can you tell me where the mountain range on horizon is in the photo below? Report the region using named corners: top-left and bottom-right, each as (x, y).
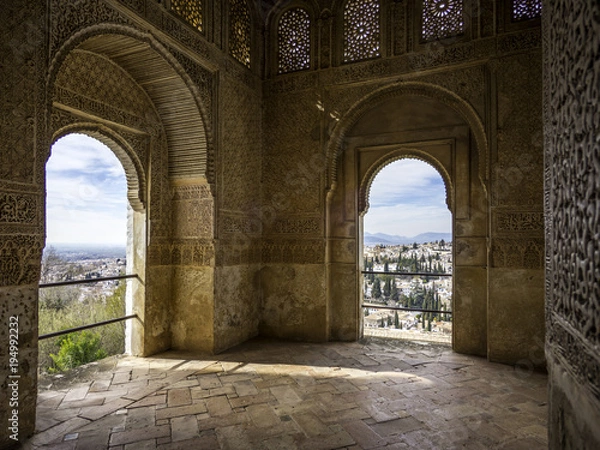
top-left (364, 232), bottom-right (452, 246)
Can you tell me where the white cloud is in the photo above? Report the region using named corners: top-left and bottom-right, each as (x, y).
top-left (364, 159), bottom-right (451, 236)
top-left (46, 134), bottom-right (127, 245)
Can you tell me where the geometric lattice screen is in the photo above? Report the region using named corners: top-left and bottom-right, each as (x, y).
top-left (170, 0), bottom-right (203, 32)
top-left (343, 0), bottom-right (381, 63)
top-left (229, 0), bottom-right (251, 68)
top-left (512, 0), bottom-right (542, 21)
top-left (278, 8), bottom-right (311, 74)
top-left (421, 0), bottom-right (464, 42)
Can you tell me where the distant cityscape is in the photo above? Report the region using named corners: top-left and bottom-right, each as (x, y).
top-left (362, 238), bottom-right (452, 344)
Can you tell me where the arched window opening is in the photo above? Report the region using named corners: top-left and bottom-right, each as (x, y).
top-left (229, 0), bottom-right (252, 68)
top-left (361, 159), bottom-right (453, 344)
top-left (421, 0), bottom-right (464, 42)
top-left (343, 0), bottom-right (381, 63)
top-left (278, 8), bottom-right (311, 74)
top-left (39, 134), bottom-right (133, 374)
top-left (170, 0), bottom-right (204, 32)
top-left (512, 0), bottom-right (541, 21)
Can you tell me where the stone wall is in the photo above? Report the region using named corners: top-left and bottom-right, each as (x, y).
top-left (0, 1), bottom-right (47, 447)
top-left (544, 0), bottom-right (600, 447)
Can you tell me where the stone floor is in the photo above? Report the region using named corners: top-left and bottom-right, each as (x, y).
top-left (24, 338), bottom-right (548, 449)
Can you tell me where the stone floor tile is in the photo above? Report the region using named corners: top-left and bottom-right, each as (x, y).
top-left (167, 387), bottom-right (192, 407)
top-left (78, 398), bottom-right (133, 421)
top-left (229, 391), bottom-right (275, 409)
top-left (370, 416), bottom-right (426, 437)
top-left (270, 385), bottom-right (303, 405)
top-left (111, 371), bottom-right (131, 385)
top-left (205, 394), bottom-right (233, 417)
top-left (28, 417), bottom-right (91, 447)
top-left (247, 403), bottom-right (281, 428)
top-left (298, 428), bottom-right (355, 450)
top-left (292, 411), bottom-right (332, 437)
top-left (124, 406), bottom-right (155, 430)
top-left (155, 401), bottom-right (208, 420)
top-left (62, 385), bottom-right (91, 403)
top-left (27, 338), bottom-right (548, 450)
top-left (233, 379), bottom-right (260, 397)
top-left (128, 393), bottom-right (166, 408)
top-left (342, 420), bottom-right (389, 449)
top-left (171, 415), bottom-right (199, 442)
top-left (109, 425), bottom-right (170, 446)
top-left (123, 438), bottom-right (156, 449)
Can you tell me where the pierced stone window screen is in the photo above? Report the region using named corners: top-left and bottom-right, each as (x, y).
top-left (343, 0), bottom-right (381, 63)
top-left (512, 0), bottom-right (541, 21)
top-left (421, 0), bottom-right (464, 42)
top-left (171, 0), bottom-right (203, 32)
top-left (229, 0), bottom-right (251, 68)
top-left (278, 8), bottom-right (311, 74)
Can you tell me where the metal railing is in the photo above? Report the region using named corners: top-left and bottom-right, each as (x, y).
top-left (38, 274), bottom-right (139, 341)
top-left (39, 314), bottom-right (138, 340)
top-left (39, 273), bottom-right (139, 288)
top-left (361, 270), bottom-right (452, 316)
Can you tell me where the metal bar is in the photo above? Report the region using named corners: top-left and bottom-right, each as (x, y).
top-left (39, 274), bottom-right (138, 288)
top-left (362, 303), bottom-right (452, 315)
top-left (38, 314), bottom-right (138, 340)
top-left (361, 271), bottom-right (452, 277)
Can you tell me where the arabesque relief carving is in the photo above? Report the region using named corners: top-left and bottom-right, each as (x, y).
top-left (0, 235), bottom-right (43, 286)
top-left (0, 194), bottom-right (37, 224)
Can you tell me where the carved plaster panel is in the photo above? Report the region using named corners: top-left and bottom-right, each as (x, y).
top-left (172, 184), bottom-right (213, 239)
top-left (493, 211), bottom-right (544, 234)
top-left (491, 238), bottom-right (544, 269)
top-left (0, 234), bottom-right (43, 287)
top-left (220, 76), bottom-right (262, 212)
top-left (544, 0), bottom-right (600, 354)
top-left (0, 193), bottom-right (38, 225)
top-left (262, 239), bottom-right (325, 264)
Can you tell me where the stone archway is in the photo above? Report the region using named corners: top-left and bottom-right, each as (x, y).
top-left (326, 82), bottom-right (489, 357)
top-left (46, 24), bottom-right (216, 356)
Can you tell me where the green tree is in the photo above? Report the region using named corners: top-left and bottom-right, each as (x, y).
top-left (383, 277), bottom-right (392, 298)
top-left (394, 311), bottom-right (400, 329)
top-left (372, 278), bottom-right (382, 299)
top-left (50, 331), bottom-right (107, 372)
top-left (390, 281), bottom-right (399, 301)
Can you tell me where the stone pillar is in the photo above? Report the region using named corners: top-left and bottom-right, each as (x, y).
top-left (0, 1), bottom-right (48, 447)
top-left (544, 1), bottom-right (600, 447)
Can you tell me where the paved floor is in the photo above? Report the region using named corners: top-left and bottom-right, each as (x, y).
top-left (25, 338), bottom-right (548, 449)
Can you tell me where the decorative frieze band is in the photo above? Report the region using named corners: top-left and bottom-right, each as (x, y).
top-left (491, 237), bottom-right (544, 269)
top-left (495, 211), bottom-right (544, 232)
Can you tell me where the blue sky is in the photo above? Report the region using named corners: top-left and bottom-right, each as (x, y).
top-left (46, 134), bottom-right (127, 246)
top-left (363, 159), bottom-right (451, 237)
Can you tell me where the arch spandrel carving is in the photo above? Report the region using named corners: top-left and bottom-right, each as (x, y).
top-left (47, 24), bottom-right (214, 183)
top-left (359, 149), bottom-right (454, 217)
top-left (326, 81), bottom-right (488, 195)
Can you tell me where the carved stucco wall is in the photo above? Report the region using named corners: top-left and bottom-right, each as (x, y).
top-left (0, 1), bottom-right (47, 447)
top-left (214, 73), bottom-right (263, 352)
top-left (544, 0), bottom-right (600, 448)
top-left (261, 81), bottom-right (328, 342)
top-left (0, 1), bottom-right (552, 447)
top-left (262, 1), bottom-right (544, 362)
top-left (488, 47), bottom-right (545, 367)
